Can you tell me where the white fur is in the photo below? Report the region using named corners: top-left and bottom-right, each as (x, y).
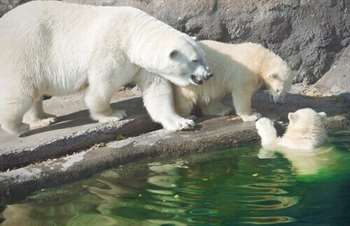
top-left (0, 1), bottom-right (211, 135)
top-left (134, 71), bottom-right (195, 131)
top-left (172, 40), bottom-right (294, 121)
top-left (256, 108), bottom-right (328, 151)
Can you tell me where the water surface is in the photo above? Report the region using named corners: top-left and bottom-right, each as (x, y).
top-left (1, 131), bottom-right (350, 226)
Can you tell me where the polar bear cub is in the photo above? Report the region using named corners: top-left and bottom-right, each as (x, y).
top-left (256, 108), bottom-right (327, 151)
top-left (0, 1), bottom-right (212, 136)
top-left (173, 40), bottom-right (294, 121)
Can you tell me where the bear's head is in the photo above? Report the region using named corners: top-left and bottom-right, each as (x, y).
top-left (287, 108), bottom-right (327, 138)
top-left (158, 36), bottom-right (213, 86)
top-left (136, 34), bottom-right (212, 87)
top-left (262, 53), bottom-right (294, 104)
top-left (285, 108), bottom-right (328, 150)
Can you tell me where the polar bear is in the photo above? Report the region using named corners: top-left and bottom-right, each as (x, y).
top-left (255, 108), bottom-right (327, 151)
top-left (0, 1), bottom-right (212, 136)
top-left (172, 40), bottom-right (294, 121)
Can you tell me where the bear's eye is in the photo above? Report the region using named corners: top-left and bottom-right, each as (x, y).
top-left (169, 50), bottom-right (180, 59)
top-left (270, 73), bottom-right (278, 79)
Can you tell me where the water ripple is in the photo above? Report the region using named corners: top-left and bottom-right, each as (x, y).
top-left (240, 216), bottom-right (297, 225)
top-left (2, 139), bottom-right (350, 226)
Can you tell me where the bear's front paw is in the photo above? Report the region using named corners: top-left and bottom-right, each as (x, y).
top-left (29, 117), bottom-right (57, 129)
top-left (240, 112), bottom-right (262, 122)
top-left (163, 117), bottom-right (195, 131)
top-left (94, 110), bottom-right (127, 123)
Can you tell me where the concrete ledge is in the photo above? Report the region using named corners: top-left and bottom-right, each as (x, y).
top-left (0, 97), bottom-right (160, 171)
top-left (0, 92), bottom-right (349, 203)
top-left (1, 92), bottom-right (348, 171)
top-left (1, 113), bottom-right (349, 203)
top-left (0, 117), bottom-right (258, 202)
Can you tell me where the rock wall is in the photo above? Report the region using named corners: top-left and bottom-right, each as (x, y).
top-left (0, 0), bottom-right (29, 13)
top-left (312, 45), bottom-right (350, 95)
top-left (1, 0), bottom-right (350, 87)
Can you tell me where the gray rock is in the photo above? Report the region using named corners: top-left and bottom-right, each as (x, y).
top-left (1, 99), bottom-right (349, 202)
top-left (313, 45), bottom-right (350, 96)
top-left (1, 0), bottom-right (350, 87)
top-left (0, 0), bottom-right (28, 14)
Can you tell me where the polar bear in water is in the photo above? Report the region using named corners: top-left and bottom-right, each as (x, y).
top-left (0, 1), bottom-right (212, 136)
top-left (255, 108), bottom-right (337, 176)
top-left (256, 108), bottom-right (327, 151)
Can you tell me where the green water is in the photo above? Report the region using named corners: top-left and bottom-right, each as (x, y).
top-left (1, 131), bottom-right (350, 226)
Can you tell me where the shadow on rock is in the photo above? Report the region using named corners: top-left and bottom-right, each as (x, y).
top-left (252, 92), bottom-right (350, 121)
top-left (25, 97), bottom-right (146, 136)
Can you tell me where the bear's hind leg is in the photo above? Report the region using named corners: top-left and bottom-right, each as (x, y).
top-left (23, 97), bottom-right (57, 129)
top-left (0, 96), bottom-right (32, 136)
top-left (200, 101), bottom-right (233, 116)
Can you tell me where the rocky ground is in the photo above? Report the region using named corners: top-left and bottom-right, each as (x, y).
top-left (0, 89), bottom-right (349, 203)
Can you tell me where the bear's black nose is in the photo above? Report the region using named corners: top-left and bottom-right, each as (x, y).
top-left (191, 75), bottom-right (203, 85)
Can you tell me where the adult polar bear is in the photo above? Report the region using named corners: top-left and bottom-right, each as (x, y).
top-left (0, 1), bottom-right (212, 136)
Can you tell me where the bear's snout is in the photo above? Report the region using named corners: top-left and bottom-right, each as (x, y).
top-left (190, 69), bottom-right (213, 85)
top-left (191, 74), bottom-right (204, 85)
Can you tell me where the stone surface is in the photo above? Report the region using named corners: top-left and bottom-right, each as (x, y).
top-left (311, 45), bottom-right (350, 96)
top-left (0, 91), bottom-right (349, 202)
top-left (68, 0), bottom-right (350, 85)
top-left (1, 89), bottom-right (349, 172)
top-left (1, 110), bottom-right (349, 203)
top-left (2, 0), bottom-right (350, 85)
top-left (0, 118), bottom-right (258, 202)
top-left (0, 91), bottom-right (159, 171)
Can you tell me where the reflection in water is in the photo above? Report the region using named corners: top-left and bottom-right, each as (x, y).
top-left (258, 147), bottom-right (334, 176)
top-left (241, 216), bottom-right (296, 225)
top-left (1, 204), bottom-right (39, 226)
top-left (258, 130), bottom-right (350, 178)
top-left (1, 131), bottom-right (350, 226)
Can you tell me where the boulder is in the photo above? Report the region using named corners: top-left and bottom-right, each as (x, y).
top-left (1, 0), bottom-right (350, 87)
top-left (313, 45), bottom-right (350, 96)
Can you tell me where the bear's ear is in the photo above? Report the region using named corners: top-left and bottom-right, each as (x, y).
top-left (288, 112), bottom-right (298, 122)
top-left (169, 50), bottom-right (180, 59)
top-left (318, 112), bottom-right (327, 119)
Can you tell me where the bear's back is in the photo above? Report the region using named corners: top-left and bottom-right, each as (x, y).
top-left (0, 1), bottom-right (144, 32)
